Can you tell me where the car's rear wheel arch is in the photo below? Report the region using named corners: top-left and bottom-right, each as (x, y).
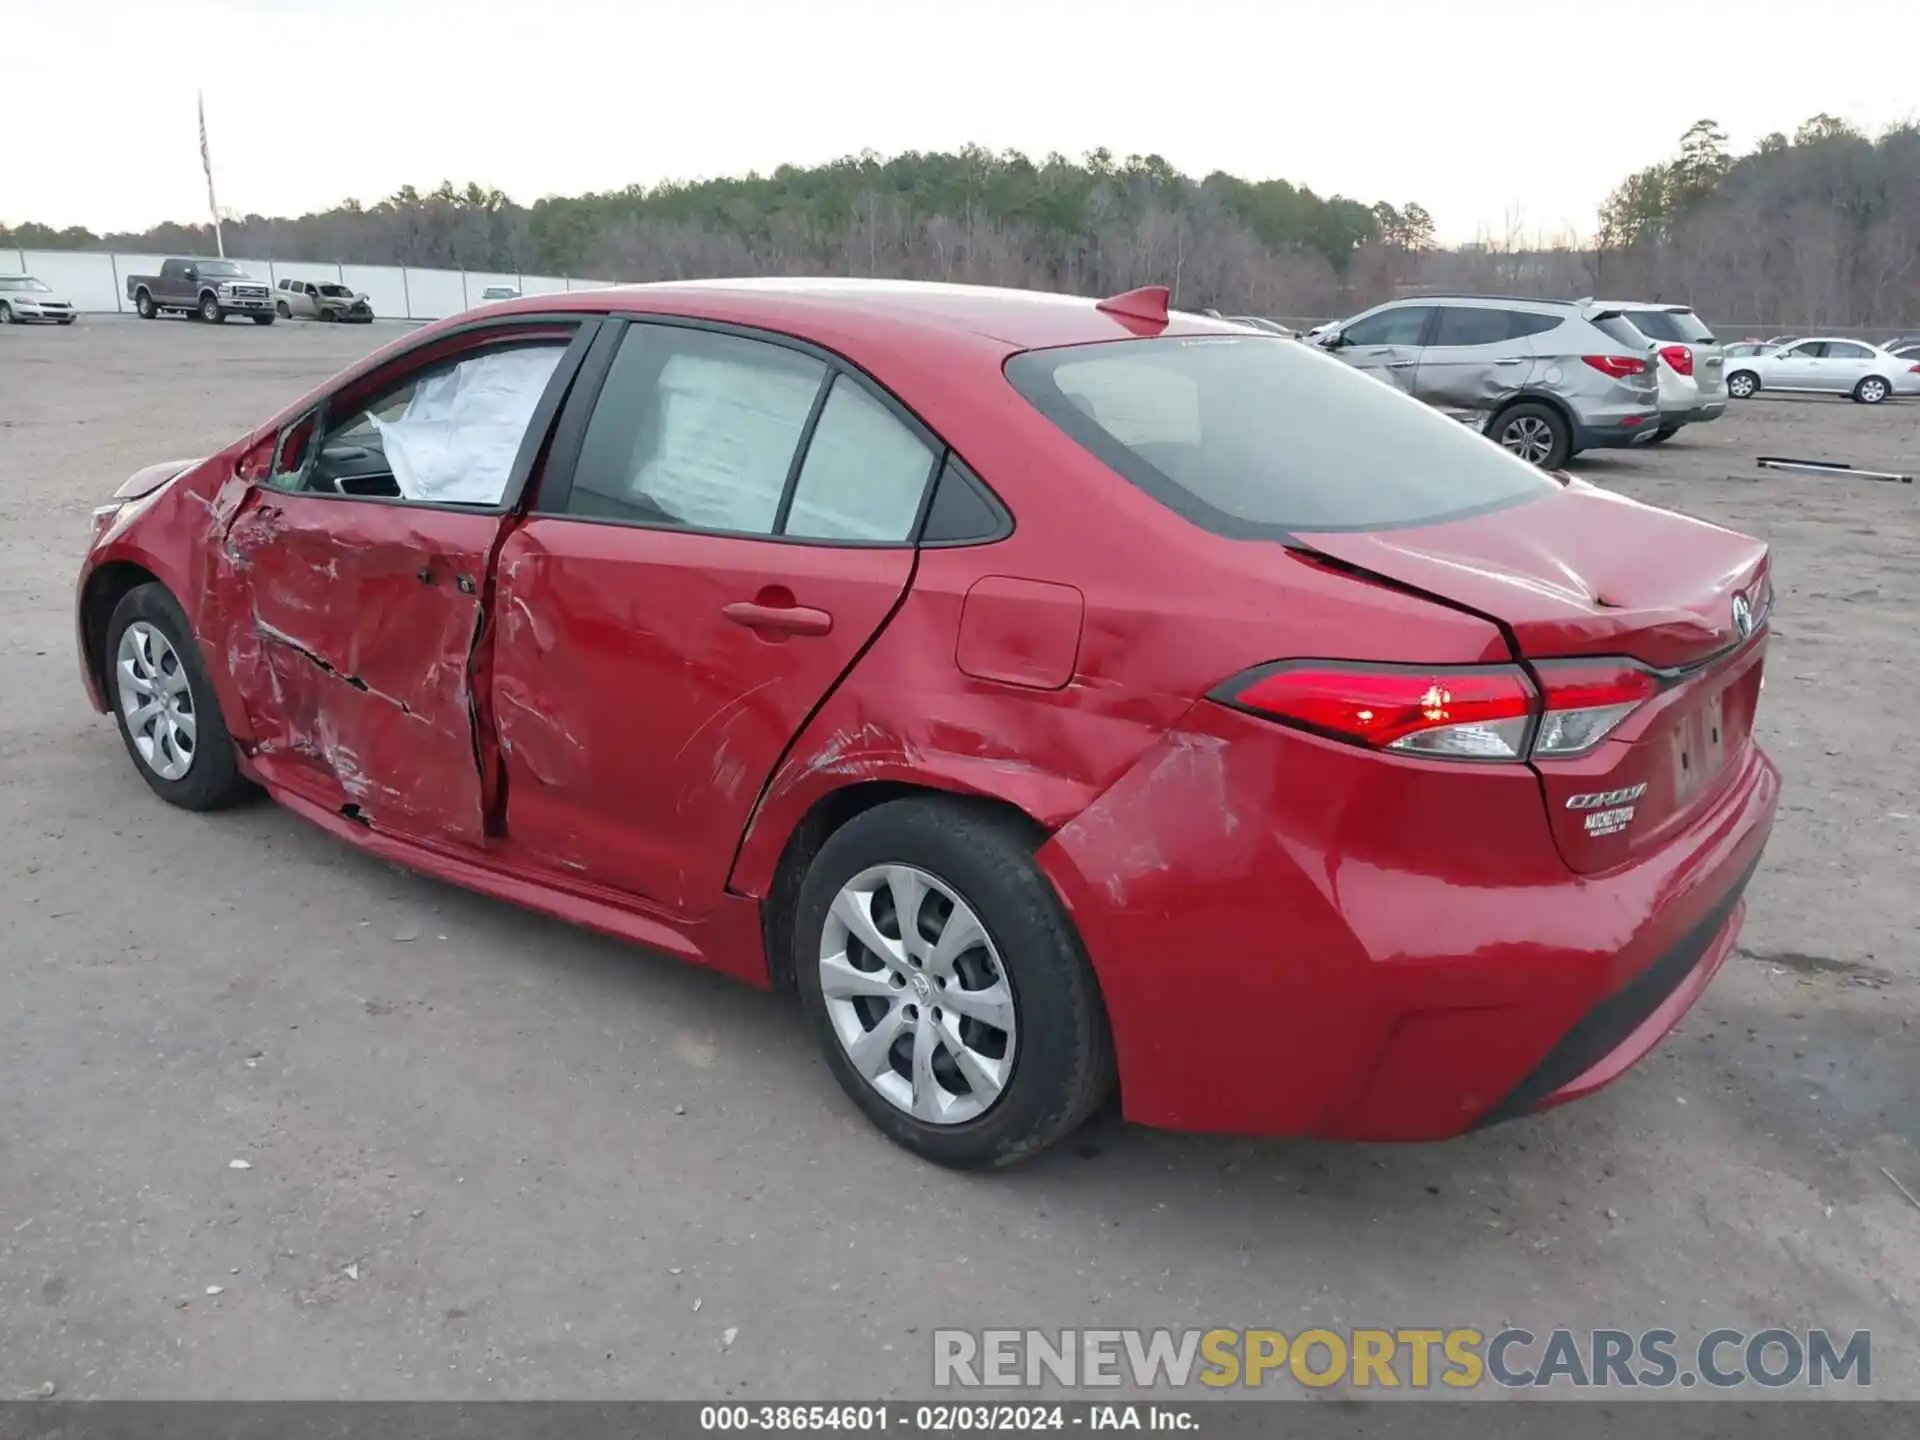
top-left (760, 781), bottom-right (1048, 995)
top-left (1488, 393), bottom-right (1574, 469)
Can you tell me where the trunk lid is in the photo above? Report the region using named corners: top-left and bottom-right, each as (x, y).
top-left (1293, 479), bottom-right (1771, 873)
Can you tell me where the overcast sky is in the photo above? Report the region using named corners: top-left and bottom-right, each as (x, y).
top-left (6, 0), bottom-right (1916, 245)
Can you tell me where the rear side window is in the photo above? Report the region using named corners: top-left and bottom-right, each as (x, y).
top-left (1005, 334), bottom-right (1557, 535)
top-left (1432, 307), bottom-right (1519, 346)
top-left (1506, 312), bottom-right (1563, 339)
top-left (565, 325), bottom-right (826, 534)
top-left (783, 375), bottom-right (937, 542)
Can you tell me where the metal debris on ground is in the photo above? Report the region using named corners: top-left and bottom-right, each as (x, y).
top-left (228, 1158), bottom-right (252, 1170)
top-left (1756, 456), bottom-right (1913, 483)
top-left (1882, 1167), bottom-right (1920, 1214)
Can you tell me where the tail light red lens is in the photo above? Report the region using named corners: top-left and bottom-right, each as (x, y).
top-left (1582, 354), bottom-right (1649, 379)
top-left (1528, 659), bottom-right (1664, 757)
top-left (1659, 344), bottom-right (1694, 377)
top-left (1218, 659), bottom-right (1672, 762)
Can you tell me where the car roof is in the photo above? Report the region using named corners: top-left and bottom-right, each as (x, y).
top-left (1592, 300), bottom-right (1696, 314)
top-left (476, 277), bottom-right (1240, 352)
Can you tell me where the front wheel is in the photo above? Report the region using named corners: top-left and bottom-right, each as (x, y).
top-left (104, 583), bottom-right (252, 811)
top-left (1727, 370), bottom-right (1759, 399)
top-left (1853, 376), bottom-right (1890, 404)
top-left (1490, 402), bottom-right (1571, 469)
top-left (793, 797), bottom-right (1113, 1169)
top-left (199, 293), bottom-right (224, 323)
top-left (252, 314), bottom-right (275, 326)
top-left (0, 302), bottom-right (12, 324)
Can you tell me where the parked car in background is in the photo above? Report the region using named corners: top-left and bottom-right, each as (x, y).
top-left (72, 278), bottom-right (1778, 1167)
top-left (126, 258), bottom-right (275, 324)
top-left (0, 275), bottom-right (78, 324)
top-left (479, 285), bottom-right (520, 302)
top-left (274, 278), bottom-right (374, 323)
top-left (1725, 337), bottom-right (1920, 404)
top-left (1311, 294), bottom-right (1660, 469)
top-left (1225, 315), bottom-right (1297, 337)
top-left (1606, 302), bottom-right (1727, 442)
top-left (1891, 344), bottom-right (1920, 363)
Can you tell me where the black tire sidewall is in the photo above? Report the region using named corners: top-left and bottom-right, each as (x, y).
top-left (1856, 378), bottom-right (1888, 404)
top-left (104, 583), bottom-right (249, 811)
top-left (1494, 402), bottom-right (1571, 469)
top-left (792, 798), bottom-right (1110, 1168)
top-left (0, 302), bottom-right (12, 324)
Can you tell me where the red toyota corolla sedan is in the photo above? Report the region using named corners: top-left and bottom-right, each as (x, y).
top-left (75, 279), bottom-right (1779, 1167)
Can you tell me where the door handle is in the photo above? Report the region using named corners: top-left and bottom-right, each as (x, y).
top-left (1494, 358), bottom-right (1525, 366)
top-left (1386, 360), bottom-right (1415, 370)
top-left (723, 600), bottom-right (834, 637)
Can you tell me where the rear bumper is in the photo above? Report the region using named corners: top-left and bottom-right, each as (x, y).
top-left (1576, 413), bottom-right (1662, 450)
top-left (1688, 399), bottom-right (1728, 422)
top-left (1038, 704), bottom-right (1779, 1140)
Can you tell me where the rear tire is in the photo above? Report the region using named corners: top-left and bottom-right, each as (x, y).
top-left (1646, 425), bottom-right (1678, 445)
top-left (134, 289), bottom-right (157, 320)
top-left (1727, 370), bottom-right (1759, 399)
top-left (1490, 401), bottom-right (1571, 469)
top-left (793, 797), bottom-right (1114, 1169)
top-left (1853, 376), bottom-right (1890, 404)
top-left (103, 583), bottom-right (252, 812)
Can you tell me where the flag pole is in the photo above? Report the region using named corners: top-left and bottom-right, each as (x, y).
top-left (198, 89), bottom-right (225, 258)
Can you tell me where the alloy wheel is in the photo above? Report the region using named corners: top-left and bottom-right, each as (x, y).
top-left (1499, 415), bottom-right (1555, 465)
top-left (1859, 378), bottom-right (1888, 403)
top-left (1729, 373), bottom-right (1756, 398)
top-left (115, 621), bottom-right (198, 781)
top-left (818, 863), bottom-right (1018, 1126)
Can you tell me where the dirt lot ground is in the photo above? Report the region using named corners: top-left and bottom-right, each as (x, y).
top-left (1, 317), bottom-right (1915, 1402)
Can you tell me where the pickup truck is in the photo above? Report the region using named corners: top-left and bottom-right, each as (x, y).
top-left (125, 258), bottom-right (276, 324)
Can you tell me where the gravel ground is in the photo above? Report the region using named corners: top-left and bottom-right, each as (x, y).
top-left (1, 317), bottom-right (1915, 1401)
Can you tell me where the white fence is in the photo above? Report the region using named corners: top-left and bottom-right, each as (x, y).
top-left (0, 248), bottom-right (620, 320)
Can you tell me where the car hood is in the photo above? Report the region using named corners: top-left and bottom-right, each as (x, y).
top-left (1290, 478), bottom-right (1768, 670)
top-left (317, 293), bottom-right (368, 304)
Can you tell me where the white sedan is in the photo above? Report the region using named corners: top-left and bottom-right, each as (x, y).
top-left (1725, 336), bottom-right (1920, 405)
top-left (0, 275), bottom-right (78, 324)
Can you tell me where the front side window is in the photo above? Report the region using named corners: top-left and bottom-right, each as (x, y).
top-left (1006, 333), bottom-right (1557, 535)
top-left (274, 339), bottom-right (568, 504)
top-left (1342, 306), bottom-right (1433, 348)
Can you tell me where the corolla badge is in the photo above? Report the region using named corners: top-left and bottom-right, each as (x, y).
top-left (1732, 593), bottom-right (1753, 638)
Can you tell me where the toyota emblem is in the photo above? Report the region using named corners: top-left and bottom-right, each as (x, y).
top-left (1732, 593), bottom-right (1753, 638)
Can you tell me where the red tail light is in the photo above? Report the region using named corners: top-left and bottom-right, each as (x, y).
top-left (1659, 344), bottom-right (1694, 377)
top-left (1529, 660), bottom-right (1664, 757)
top-left (1582, 354), bottom-right (1649, 379)
top-left (1909, 364), bottom-right (1920, 373)
top-left (1217, 659), bottom-right (1671, 762)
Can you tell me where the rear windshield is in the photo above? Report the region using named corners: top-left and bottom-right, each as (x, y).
top-left (1003, 334), bottom-right (1558, 535)
top-left (1624, 309), bottom-right (1715, 344)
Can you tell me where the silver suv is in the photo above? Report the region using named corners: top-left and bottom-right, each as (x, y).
top-left (1310, 296), bottom-right (1662, 469)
